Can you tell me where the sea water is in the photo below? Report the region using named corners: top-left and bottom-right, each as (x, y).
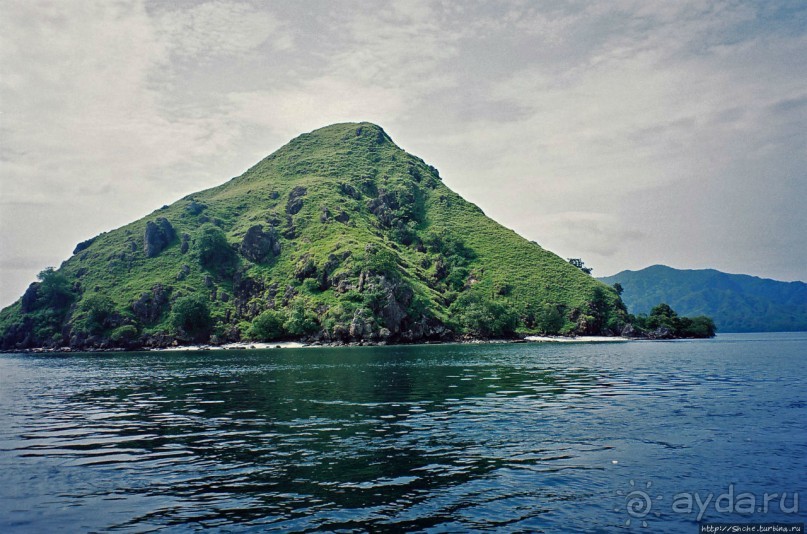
top-left (1, 333), bottom-right (805, 532)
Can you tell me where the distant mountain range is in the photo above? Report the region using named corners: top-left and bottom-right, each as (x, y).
top-left (600, 265), bottom-right (807, 333)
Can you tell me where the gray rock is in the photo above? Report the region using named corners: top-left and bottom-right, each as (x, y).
top-left (20, 283), bottom-right (39, 313)
top-left (143, 218), bottom-right (175, 257)
top-left (240, 225), bottom-right (281, 263)
top-left (651, 326), bottom-right (674, 339)
top-left (339, 182), bottom-right (361, 200)
top-left (132, 284), bottom-right (169, 323)
top-left (185, 201), bottom-right (206, 215)
top-left (294, 255), bottom-right (317, 280)
top-left (73, 237), bottom-right (96, 255)
top-left (286, 186), bottom-right (307, 215)
top-left (621, 324), bottom-right (637, 337)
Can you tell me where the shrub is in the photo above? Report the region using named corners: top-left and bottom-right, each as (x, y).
top-left (79, 294), bottom-right (115, 333)
top-left (110, 325), bottom-right (138, 344)
top-left (249, 310), bottom-right (286, 341)
top-left (36, 267), bottom-right (74, 309)
top-left (283, 298), bottom-right (319, 336)
top-left (681, 316), bottom-right (717, 338)
top-left (194, 223), bottom-right (237, 273)
top-left (535, 303), bottom-right (565, 335)
top-left (170, 294), bottom-right (213, 342)
top-left (451, 293), bottom-right (518, 337)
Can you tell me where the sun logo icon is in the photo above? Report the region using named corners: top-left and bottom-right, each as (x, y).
top-left (615, 480), bottom-right (663, 527)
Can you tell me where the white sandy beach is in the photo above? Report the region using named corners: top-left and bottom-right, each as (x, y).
top-left (524, 335), bottom-right (629, 343)
top-left (153, 337), bottom-right (628, 352)
top-left (156, 341), bottom-right (307, 351)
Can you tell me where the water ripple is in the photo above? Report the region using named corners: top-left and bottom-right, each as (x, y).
top-left (1, 336), bottom-right (806, 532)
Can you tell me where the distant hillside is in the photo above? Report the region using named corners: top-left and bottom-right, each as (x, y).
top-left (1, 122), bottom-right (627, 350)
top-left (600, 265), bottom-right (807, 332)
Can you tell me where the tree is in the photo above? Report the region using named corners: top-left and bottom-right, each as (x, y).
top-left (451, 293), bottom-right (518, 337)
top-left (283, 297), bottom-right (319, 336)
top-left (249, 309), bottom-right (286, 341)
top-left (681, 316), bottom-right (717, 338)
top-left (568, 258), bottom-right (593, 275)
top-left (613, 282), bottom-right (624, 296)
top-left (79, 294), bottom-right (115, 333)
top-left (535, 303), bottom-right (565, 335)
top-left (170, 294), bottom-right (213, 342)
top-left (36, 267), bottom-right (74, 309)
top-left (650, 303), bottom-right (676, 318)
top-left (194, 223), bottom-right (237, 273)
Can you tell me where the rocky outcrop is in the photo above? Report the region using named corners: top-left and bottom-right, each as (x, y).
top-left (185, 200), bottom-right (206, 215)
top-left (73, 237), bottom-right (96, 255)
top-left (286, 186), bottom-right (307, 215)
top-left (649, 326), bottom-right (674, 339)
top-left (363, 274), bottom-right (412, 336)
top-left (349, 308), bottom-right (377, 339)
top-left (143, 218), bottom-right (175, 258)
top-left (131, 284), bottom-right (170, 324)
top-left (180, 233), bottom-right (190, 254)
top-left (232, 273), bottom-right (266, 320)
top-left (239, 225), bottom-right (280, 263)
top-left (20, 283), bottom-right (39, 313)
top-left (320, 206), bottom-right (331, 222)
top-left (339, 182), bottom-right (362, 200)
top-left (366, 191), bottom-right (396, 227)
top-left (294, 255), bottom-right (317, 281)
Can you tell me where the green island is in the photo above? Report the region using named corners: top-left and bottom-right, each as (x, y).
top-left (0, 123), bottom-right (714, 351)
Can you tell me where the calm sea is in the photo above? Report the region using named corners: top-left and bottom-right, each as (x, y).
top-left (1, 333), bottom-right (805, 532)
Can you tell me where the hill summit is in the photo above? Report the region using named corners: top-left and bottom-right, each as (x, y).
top-left (1, 122), bottom-right (628, 350)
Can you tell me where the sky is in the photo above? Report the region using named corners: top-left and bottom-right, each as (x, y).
top-left (1, 0), bottom-right (805, 307)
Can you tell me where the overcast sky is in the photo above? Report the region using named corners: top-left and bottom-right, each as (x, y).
top-left (1, 0), bottom-right (805, 307)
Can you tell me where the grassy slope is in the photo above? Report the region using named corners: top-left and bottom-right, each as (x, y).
top-left (1, 122), bottom-right (624, 346)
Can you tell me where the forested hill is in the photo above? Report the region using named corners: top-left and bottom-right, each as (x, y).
top-left (600, 265), bottom-right (807, 332)
top-left (1, 122), bottom-right (628, 350)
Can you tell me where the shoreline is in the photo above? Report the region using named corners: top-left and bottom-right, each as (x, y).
top-left (523, 335), bottom-right (629, 343)
top-left (2, 336), bottom-right (634, 354)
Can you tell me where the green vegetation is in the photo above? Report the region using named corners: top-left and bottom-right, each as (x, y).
top-left (75, 294), bottom-right (115, 334)
top-left (194, 223), bottom-right (237, 274)
top-left (600, 265), bottom-right (807, 332)
top-left (170, 294), bottom-right (213, 342)
top-left (248, 309), bottom-right (285, 341)
top-left (568, 258), bottom-right (593, 275)
top-left (627, 302), bottom-right (716, 338)
top-left (0, 122), bottom-right (630, 350)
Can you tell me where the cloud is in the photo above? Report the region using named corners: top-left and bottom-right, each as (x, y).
top-left (522, 211), bottom-right (647, 261)
top-left (0, 1), bottom-right (251, 304)
top-left (1, 0), bottom-right (805, 306)
top-left (153, 0), bottom-right (292, 59)
top-left (226, 78), bottom-right (407, 139)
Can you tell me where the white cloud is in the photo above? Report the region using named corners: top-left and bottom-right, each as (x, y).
top-left (0, 1), bottom-right (250, 304)
top-left (1, 0), bottom-right (805, 306)
top-left (227, 78), bottom-right (407, 138)
top-left (153, 0), bottom-right (292, 59)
